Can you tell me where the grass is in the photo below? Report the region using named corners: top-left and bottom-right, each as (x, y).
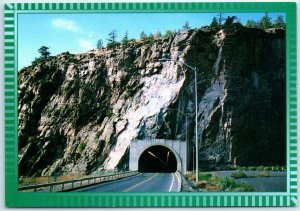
top-left (199, 173), bottom-right (212, 181)
top-left (186, 173), bottom-right (254, 192)
top-left (231, 171), bottom-right (248, 179)
top-left (215, 177), bottom-right (254, 192)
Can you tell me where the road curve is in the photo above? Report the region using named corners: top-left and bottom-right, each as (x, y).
top-left (72, 173), bottom-right (181, 192)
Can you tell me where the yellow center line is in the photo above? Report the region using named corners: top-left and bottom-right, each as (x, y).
top-left (122, 173), bottom-right (159, 192)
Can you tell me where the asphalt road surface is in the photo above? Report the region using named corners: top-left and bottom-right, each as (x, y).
top-left (73, 173), bottom-right (181, 192)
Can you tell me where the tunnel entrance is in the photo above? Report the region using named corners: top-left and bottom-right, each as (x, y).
top-left (138, 145), bottom-right (177, 173)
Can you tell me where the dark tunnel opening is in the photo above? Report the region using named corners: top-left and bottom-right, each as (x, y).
top-left (138, 145), bottom-right (177, 173)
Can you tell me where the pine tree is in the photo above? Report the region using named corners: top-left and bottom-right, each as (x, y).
top-left (273, 15), bottom-right (286, 29)
top-left (224, 16), bottom-right (237, 27)
top-left (140, 31), bottom-right (147, 41)
top-left (259, 13), bottom-right (272, 29)
top-left (217, 13), bottom-right (226, 27)
top-left (210, 17), bottom-right (219, 29)
top-left (38, 46), bottom-right (51, 59)
top-left (245, 19), bottom-right (258, 28)
top-left (154, 30), bottom-right (161, 39)
top-left (96, 39), bottom-right (103, 49)
top-left (107, 30), bottom-right (117, 48)
top-left (121, 31), bottom-right (129, 46)
top-left (182, 21), bottom-right (191, 30)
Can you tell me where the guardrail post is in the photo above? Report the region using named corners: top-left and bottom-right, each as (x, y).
top-left (62, 183), bottom-right (65, 190)
top-left (50, 185), bottom-right (53, 192)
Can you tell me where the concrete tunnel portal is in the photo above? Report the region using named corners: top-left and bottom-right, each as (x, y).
top-left (138, 145), bottom-right (177, 173)
top-left (129, 139), bottom-right (187, 174)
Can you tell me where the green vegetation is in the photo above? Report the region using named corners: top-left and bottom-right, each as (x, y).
top-left (258, 171), bottom-right (270, 177)
top-left (86, 14), bottom-right (286, 52)
top-left (182, 21), bottom-right (191, 30)
top-left (164, 30), bottom-right (176, 38)
top-left (210, 17), bottom-right (219, 30)
top-left (256, 166), bottom-right (264, 171)
top-left (231, 171), bottom-right (248, 179)
top-left (212, 176), bottom-right (254, 192)
top-left (38, 46), bottom-right (51, 59)
top-left (96, 39), bottom-right (103, 49)
top-left (31, 46), bottom-right (53, 66)
top-left (186, 172), bottom-right (254, 192)
top-left (105, 107), bottom-right (114, 118)
top-left (76, 143), bottom-right (86, 154)
top-left (95, 130), bottom-right (102, 139)
top-left (273, 15), bottom-right (286, 29)
top-left (229, 165), bottom-right (286, 172)
top-left (107, 29), bottom-right (119, 49)
top-left (121, 31), bottom-right (129, 47)
top-left (245, 13), bottom-right (286, 29)
top-left (140, 31), bottom-right (147, 41)
top-left (199, 172), bottom-right (212, 181)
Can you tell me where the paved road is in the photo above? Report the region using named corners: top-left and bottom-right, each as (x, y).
top-left (73, 173), bottom-right (181, 192)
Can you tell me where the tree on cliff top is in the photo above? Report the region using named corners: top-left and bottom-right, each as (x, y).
top-left (273, 15), bottom-right (286, 29)
top-left (97, 39), bottom-right (103, 49)
top-left (259, 13), bottom-right (272, 29)
top-left (38, 46), bottom-right (51, 59)
top-left (121, 31), bottom-right (129, 47)
top-left (182, 21), bottom-right (191, 30)
top-left (245, 19), bottom-right (259, 28)
top-left (210, 17), bottom-right (219, 29)
top-left (107, 30), bottom-right (117, 49)
top-left (140, 31), bottom-right (147, 41)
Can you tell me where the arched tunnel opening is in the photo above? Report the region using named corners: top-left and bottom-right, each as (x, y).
top-left (138, 145), bottom-right (177, 173)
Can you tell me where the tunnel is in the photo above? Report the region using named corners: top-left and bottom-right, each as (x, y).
top-left (138, 145), bottom-right (177, 173)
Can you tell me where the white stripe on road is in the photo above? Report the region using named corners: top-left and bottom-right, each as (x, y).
top-left (123, 173), bottom-right (159, 192)
top-left (168, 173), bottom-right (175, 192)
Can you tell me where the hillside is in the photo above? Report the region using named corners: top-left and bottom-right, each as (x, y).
top-left (18, 27), bottom-right (286, 176)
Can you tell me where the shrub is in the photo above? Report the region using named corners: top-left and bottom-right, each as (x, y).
top-left (236, 166), bottom-right (243, 171)
top-left (95, 130), bottom-right (102, 139)
top-left (249, 166), bottom-right (257, 171)
top-left (217, 177), bottom-right (237, 191)
top-left (216, 177), bottom-right (254, 192)
top-left (242, 166), bottom-right (249, 171)
top-left (194, 181), bottom-right (207, 189)
top-left (257, 166), bottom-right (264, 171)
top-left (233, 182), bottom-right (254, 192)
top-left (106, 108), bottom-right (114, 118)
top-left (76, 143), bottom-right (86, 154)
top-left (231, 171), bottom-right (248, 179)
top-left (263, 166), bottom-right (271, 171)
top-left (226, 165), bottom-right (237, 170)
top-left (258, 171), bottom-right (270, 177)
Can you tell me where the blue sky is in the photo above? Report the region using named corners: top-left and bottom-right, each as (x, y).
top-left (18, 12), bottom-right (285, 69)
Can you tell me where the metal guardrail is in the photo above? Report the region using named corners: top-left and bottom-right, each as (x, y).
top-left (18, 171), bottom-right (139, 192)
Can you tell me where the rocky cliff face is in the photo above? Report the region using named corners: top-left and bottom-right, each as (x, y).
top-left (18, 28), bottom-right (286, 176)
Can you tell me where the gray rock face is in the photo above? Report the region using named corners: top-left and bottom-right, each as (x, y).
top-left (18, 28), bottom-right (286, 176)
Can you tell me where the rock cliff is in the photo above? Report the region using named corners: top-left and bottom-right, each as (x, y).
top-left (18, 27), bottom-right (286, 176)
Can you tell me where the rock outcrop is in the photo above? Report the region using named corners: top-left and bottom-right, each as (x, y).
top-left (18, 27), bottom-right (286, 176)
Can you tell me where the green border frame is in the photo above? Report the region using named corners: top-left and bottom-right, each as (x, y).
top-left (4, 2), bottom-right (297, 207)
